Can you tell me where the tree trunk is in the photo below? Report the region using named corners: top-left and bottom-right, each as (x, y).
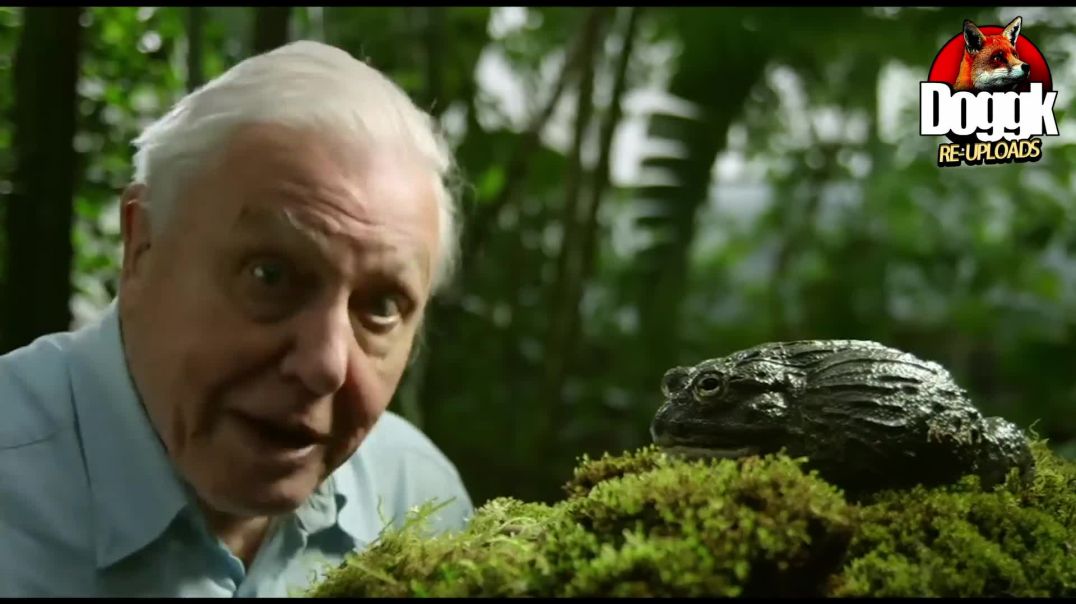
top-left (542, 8), bottom-right (642, 436)
top-left (538, 7), bottom-right (610, 453)
top-left (568, 7), bottom-right (642, 360)
top-left (186, 7), bottom-right (205, 92)
top-left (423, 7), bottom-right (446, 116)
top-left (2, 7), bottom-right (84, 353)
top-left (769, 143), bottom-right (836, 337)
top-left (635, 9), bottom-right (770, 378)
top-left (459, 8), bottom-right (608, 265)
top-left (252, 7), bottom-right (291, 55)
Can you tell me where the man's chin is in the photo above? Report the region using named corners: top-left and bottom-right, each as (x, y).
top-left (207, 470), bottom-right (323, 518)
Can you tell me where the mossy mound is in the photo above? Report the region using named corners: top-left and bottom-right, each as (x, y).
top-left (306, 440), bottom-right (1076, 597)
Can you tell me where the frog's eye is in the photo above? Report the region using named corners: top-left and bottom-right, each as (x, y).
top-left (693, 372), bottom-right (726, 399)
top-left (661, 367), bottom-right (691, 398)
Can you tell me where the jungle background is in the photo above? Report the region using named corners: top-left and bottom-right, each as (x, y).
top-left (1, 7), bottom-right (1075, 507)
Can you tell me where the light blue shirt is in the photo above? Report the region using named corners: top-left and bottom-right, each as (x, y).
top-left (0, 301), bottom-right (474, 596)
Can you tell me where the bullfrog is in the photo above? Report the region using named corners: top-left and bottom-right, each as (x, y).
top-left (650, 340), bottom-right (1035, 496)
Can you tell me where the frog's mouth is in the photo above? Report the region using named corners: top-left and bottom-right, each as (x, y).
top-left (658, 444), bottom-right (758, 460)
top-left (652, 432), bottom-right (759, 460)
top-left (650, 405), bottom-right (770, 460)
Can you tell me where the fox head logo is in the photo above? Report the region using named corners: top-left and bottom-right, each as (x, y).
top-left (920, 16), bottom-right (1058, 167)
top-left (955, 17), bottom-right (1029, 92)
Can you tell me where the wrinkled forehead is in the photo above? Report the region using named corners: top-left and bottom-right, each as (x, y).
top-left (217, 122), bottom-right (435, 187)
top-left (232, 203), bottom-right (429, 275)
top-left (173, 122), bottom-right (442, 280)
top-left (195, 123), bottom-right (438, 224)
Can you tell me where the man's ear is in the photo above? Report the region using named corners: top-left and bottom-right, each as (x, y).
top-left (120, 183), bottom-right (153, 281)
top-left (1003, 16), bottom-right (1022, 47)
top-left (963, 19), bottom-right (985, 54)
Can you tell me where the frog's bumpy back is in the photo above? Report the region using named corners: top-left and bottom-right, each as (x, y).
top-left (761, 340), bottom-right (1033, 494)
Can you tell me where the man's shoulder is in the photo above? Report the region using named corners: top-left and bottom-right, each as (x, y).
top-left (354, 411), bottom-right (462, 476)
top-left (333, 411), bottom-right (474, 535)
top-left (0, 330), bottom-right (80, 450)
top-left (0, 332), bottom-right (98, 596)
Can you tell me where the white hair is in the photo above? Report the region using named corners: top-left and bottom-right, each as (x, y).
top-left (132, 40), bottom-right (460, 293)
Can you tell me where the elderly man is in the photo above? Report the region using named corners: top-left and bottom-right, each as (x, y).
top-left (0, 41), bottom-right (473, 596)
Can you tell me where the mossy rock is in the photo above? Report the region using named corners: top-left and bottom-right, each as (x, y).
top-left (305, 440), bottom-right (1076, 597)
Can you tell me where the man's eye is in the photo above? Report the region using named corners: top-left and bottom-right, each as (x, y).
top-left (369, 296), bottom-right (401, 320)
top-left (237, 257), bottom-right (304, 320)
top-left (242, 257), bottom-right (303, 303)
top-left (361, 294), bottom-right (408, 331)
top-left (249, 259), bottom-right (290, 289)
top-left (252, 261), bottom-right (286, 284)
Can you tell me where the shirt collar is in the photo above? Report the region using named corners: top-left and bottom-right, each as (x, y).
top-left (68, 300), bottom-right (192, 569)
top-left (275, 454), bottom-right (367, 549)
top-left (68, 300), bottom-right (368, 568)
top-left (325, 459), bottom-right (367, 543)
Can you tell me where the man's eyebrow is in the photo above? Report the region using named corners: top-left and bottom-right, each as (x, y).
top-left (231, 204), bottom-right (429, 289)
top-left (232, 204), bottom-right (332, 251)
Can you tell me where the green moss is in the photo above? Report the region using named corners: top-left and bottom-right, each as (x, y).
top-left (561, 452), bottom-right (854, 596)
top-left (562, 444), bottom-right (670, 499)
top-left (306, 497), bottom-right (566, 597)
top-left (306, 440), bottom-right (1076, 597)
top-left (832, 440), bottom-right (1076, 597)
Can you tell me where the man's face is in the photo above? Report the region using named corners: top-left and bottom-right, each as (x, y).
top-left (118, 123), bottom-right (441, 518)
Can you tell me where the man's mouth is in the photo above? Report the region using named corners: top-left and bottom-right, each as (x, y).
top-left (234, 413), bottom-right (328, 450)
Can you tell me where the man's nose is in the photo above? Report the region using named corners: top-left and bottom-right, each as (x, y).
top-left (280, 302), bottom-right (353, 397)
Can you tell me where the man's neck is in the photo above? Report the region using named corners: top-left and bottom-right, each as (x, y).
top-left (199, 503), bottom-right (275, 570)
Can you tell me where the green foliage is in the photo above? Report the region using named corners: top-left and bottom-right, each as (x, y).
top-left (2, 5), bottom-right (1076, 511)
top-left (321, 7), bottom-right (490, 114)
top-left (0, 7), bottom-right (20, 280)
top-left (305, 441), bottom-right (1076, 597)
top-left (71, 7), bottom-right (190, 319)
